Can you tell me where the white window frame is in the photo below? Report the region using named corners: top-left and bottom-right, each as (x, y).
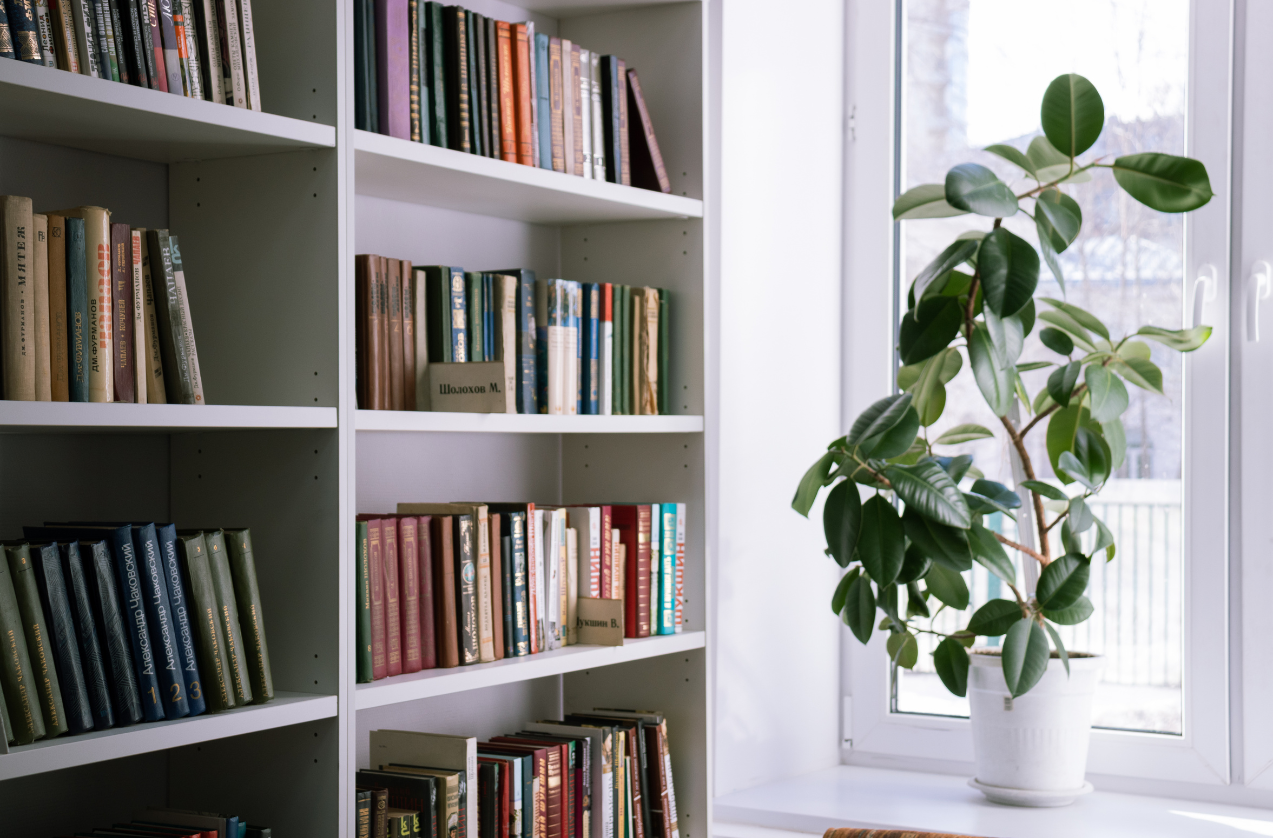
top-left (839, 0), bottom-right (1235, 791)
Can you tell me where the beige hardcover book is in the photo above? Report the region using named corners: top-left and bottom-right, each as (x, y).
top-left (32, 214), bottom-right (51, 400)
top-left (220, 0), bottom-right (247, 108)
top-left (412, 267), bottom-right (429, 410)
top-left (169, 237), bottom-right (204, 404)
top-left (370, 729), bottom-right (477, 836)
top-left (613, 533), bottom-right (625, 600)
top-left (641, 288), bottom-right (659, 415)
top-left (54, 206), bottom-right (112, 402)
top-left (130, 230), bottom-right (147, 404)
top-left (494, 273), bottom-right (516, 413)
top-left (1, 196), bottom-right (36, 401)
top-left (50, 0), bottom-right (78, 73)
top-left (237, 0), bottom-right (261, 111)
top-left (138, 231), bottom-right (167, 403)
top-left (566, 526), bottom-right (578, 644)
top-left (47, 215), bottom-right (69, 401)
top-left (68, 0), bottom-right (97, 78)
top-left (560, 39), bottom-right (575, 175)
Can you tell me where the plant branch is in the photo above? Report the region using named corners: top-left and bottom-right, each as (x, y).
top-left (993, 531), bottom-right (1048, 565)
top-left (1014, 161), bottom-right (1102, 201)
top-left (998, 414), bottom-right (1052, 562)
top-left (1044, 509), bottom-right (1069, 533)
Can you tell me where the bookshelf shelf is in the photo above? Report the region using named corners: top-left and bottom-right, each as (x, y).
top-left (354, 130), bottom-right (703, 223)
top-left (354, 631), bottom-right (705, 709)
top-left (0, 692), bottom-right (337, 781)
top-left (0, 402), bottom-right (338, 433)
top-left (0, 60), bottom-right (336, 163)
top-left (354, 409), bottom-right (704, 434)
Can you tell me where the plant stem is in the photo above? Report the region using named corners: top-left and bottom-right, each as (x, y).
top-left (992, 531), bottom-right (1048, 565)
top-left (997, 414), bottom-right (1052, 563)
top-left (1044, 509), bottom-right (1070, 533)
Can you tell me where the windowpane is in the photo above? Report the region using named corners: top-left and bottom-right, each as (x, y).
top-left (895, 0), bottom-right (1189, 734)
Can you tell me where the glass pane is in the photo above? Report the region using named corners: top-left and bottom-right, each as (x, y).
top-left (894, 0), bottom-right (1189, 734)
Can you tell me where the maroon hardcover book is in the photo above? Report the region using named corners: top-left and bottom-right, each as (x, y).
top-left (366, 517), bottom-right (388, 679)
top-left (401, 258), bottom-right (415, 411)
top-left (431, 515), bottom-right (460, 668)
top-left (375, 0), bottom-right (411, 138)
top-left (417, 514), bottom-right (437, 669)
top-left (625, 69), bottom-right (671, 194)
top-left (110, 223), bottom-right (136, 402)
top-left (377, 256), bottom-right (391, 409)
top-left (145, 0), bottom-right (169, 93)
top-left (398, 515), bottom-right (423, 673)
top-left (612, 505), bottom-right (650, 637)
top-left (383, 516), bottom-right (403, 676)
top-left (489, 511), bottom-right (504, 660)
top-left (491, 737), bottom-right (565, 838)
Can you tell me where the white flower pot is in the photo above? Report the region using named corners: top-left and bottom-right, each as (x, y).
top-left (967, 649), bottom-right (1102, 807)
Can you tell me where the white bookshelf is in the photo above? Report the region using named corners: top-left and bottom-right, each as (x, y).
top-left (0, 1), bottom-right (715, 836)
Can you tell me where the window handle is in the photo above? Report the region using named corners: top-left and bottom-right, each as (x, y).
top-left (1248, 261), bottom-right (1272, 342)
top-left (1191, 263), bottom-right (1218, 330)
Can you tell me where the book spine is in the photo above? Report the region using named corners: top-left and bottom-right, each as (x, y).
top-left (589, 52), bottom-right (604, 180)
top-left (50, 0), bottom-right (78, 72)
top-left (642, 288), bottom-right (658, 414)
top-left (601, 57), bottom-right (620, 184)
top-left (465, 9), bottom-right (481, 156)
top-left (465, 271), bottom-right (482, 362)
top-left (7, 0), bottom-right (45, 62)
top-left (33, 0), bottom-right (55, 65)
top-left (77, 539), bottom-right (142, 723)
top-left (659, 506), bottom-right (675, 635)
top-left (383, 517), bottom-right (402, 677)
top-left (444, 6), bottom-right (470, 152)
top-left (7, 545), bottom-right (68, 736)
top-left (375, 0), bottom-right (409, 138)
top-left (560, 39), bottom-right (574, 174)
top-left (600, 284), bottom-right (611, 415)
top-left (398, 517), bottom-right (423, 673)
top-left (408, 0), bottom-right (419, 140)
top-left (578, 48), bottom-right (591, 178)
top-left (425, 1), bottom-right (445, 146)
top-left (499, 21), bottom-right (519, 163)
top-left (148, 230), bottom-right (193, 403)
top-left (177, 533), bottom-right (233, 712)
top-left (0, 554), bottom-right (43, 744)
top-left (31, 544), bottom-right (92, 734)
top-left (500, 525), bottom-right (513, 658)
top-left (177, 0), bottom-right (202, 96)
top-left (402, 258), bottom-right (416, 412)
top-left (167, 236), bottom-right (203, 403)
top-left (387, 258), bottom-right (404, 409)
top-left (0, 4), bottom-right (17, 60)
top-left (197, 0), bottom-right (223, 101)
top-left (570, 45), bottom-right (583, 176)
top-left (236, 0), bottom-right (258, 109)
top-left (657, 289), bottom-right (668, 414)
top-left (110, 223), bottom-right (135, 402)
top-left (433, 515), bottom-right (459, 667)
top-left (108, 0), bottom-right (130, 83)
top-left (84, 207), bottom-right (114, 402)
top-left (497, 273), bottom-right (516, 412)
top-left (217, 0), bottom-right (245, 106)
top-left (136, 0), bottom-right (159, 86)
top-left (107, 529), bottom-right (164, 720)
top-left (636, 507), bottom-right (651, 637)
top-left (1, 196), bottom-right (35, 400)
top-left (67, 0), bottom-right (96, 76)
top-left (118, 0), bottom-right (145, 83)
top-left (32, 213), bottom-right (51, 401)
top-left (599, 506), bottom-right (612, 600)
top-left (204, 530), bottom-right (251, 704)
top-left (509, 513), bottom-right (528, 656)
top-left (60, 542), bottom-right (115, 729)
top-left (489, 513), bottom-right (504, 659)
top-left (475, 509), bottom-right (494, 663)
top-left (516, 273), bottom-right (536, 414)
top-left (224, 528), bottom-right (272, 703)
top-left (354, 0), bottom-right (372, 129)
top-left (65, 217), bottom-right (89, 401)
top-left (416, 515), bottom-right (436, 669)
top-left (472, 11), bottom-right (489, 157)
top-left (90, 0), bottom-right (111, 79)
top-left (535, 32), bottom-right (550, 168)
top-left (356, 520), bottom-right (373, 682)
top-left (584, 284), bottom-right (598, 415)
top-left (130, 229), bottom-right (146, 402)
top-left (376, 256), bottom-right (389, 407)
top-left (154, 524), bottom-right (203, 715)
top-left (455, 515), bottom-right (478, 665)
top-left (155, 0), bottom-right (183, 92)
top-left (448, 266), bottom-right (467, 361)
top-left (369, 519), bottom-right (387, 679)
top-left (617, 60), bottom-right (630, 186)
top-left (138, 231), bottom-right (166, 402)
top-left (570, 282), bottom-right (580, 414)
top-left (132, 525), bottom-right (189, 718)
top-left (548, 37), bottom-right (564, 173)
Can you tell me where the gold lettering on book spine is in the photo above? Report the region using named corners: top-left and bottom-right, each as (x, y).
top-left (8, 628), bottom-right (34, 733)
top-left (29, 620), bottom-right (58, 728)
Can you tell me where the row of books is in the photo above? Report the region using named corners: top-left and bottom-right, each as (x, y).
top-left (356, 258), bottom-right (671, 415)
top-left (355, 502), bottom-right (685, 681)
top-left (58, 809), bottom-right (271, 838)
top-left (0, 0), bottom-right (262, 109)
top-left (357, 717), bottom-right (679, 838)
top-left (0, 196), bottom-right (205, 404)
top-left (0, 524), bottom-right (272, 747)
top-left (354, 1), bottom-right (671, 193)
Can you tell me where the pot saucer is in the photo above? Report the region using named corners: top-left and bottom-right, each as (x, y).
top-left (968, 778), bottom-right (1094, 808)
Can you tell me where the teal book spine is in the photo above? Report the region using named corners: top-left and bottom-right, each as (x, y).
top-left (535, 32), bottom-right (550, 168)
top-left (449, 266), bottom-right (467, 362)
top-left (659, 505), bottom-right (676, 635)
top-left (6, 544), bottom-right (68, 737)
top-left (356, 520), bottom-right (373, 683)
top-left (30, 543), bottom-right (94, 733)
top-left (66, 217), bottom-right (90, 402)
top-left (466, 271), bottom-right (484, 362)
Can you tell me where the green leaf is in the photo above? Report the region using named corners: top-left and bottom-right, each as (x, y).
top-left (823, 480), bottom-right (863, 567)
top-left (1027, 134), bottom-right (1070, 170)
top-left (1066, 426), bottom-right (1112, 489)
top-left (886, 460), bottom-right (972, 529)
top-left (898, 544), bottom-right (932, 585)
top-left (1017, 361), bottom-right (1053, 372)
top-left (945, 163), bottom-right (1020, 217)
top-left (1037, 554), bottom-right (1090, 610)
top-left (979, 228), bottom-right (1040, 317)
top-left (1043, 621), bottom-right (1070, 677)
top-left (910, 348), bottom-right (962, 427)
top-left (903, 507), bottom-right (973, 572)
top-left (1037, 312), bottom-right (1096, 353)
top-left (1101, 417), bottom-right (1127, 472)
top-left (872, 407), bottom-right (922, 460)
top-left (1120, 340), bottom-right (1152, 361)
top-left (1068, 496), bottom-right (1094, 533)
top-left (1047, 361), bottom-right (1082, 408)
top-left (842, 575), bottom-right (876, 644)
top-left (933, 637), bottom-right (970, 697)
top-left (848, 394), bottom-right (913, 452)
top-left (857, 495), bottom-right (906, 587)
top-left (1036, 219), bottom-right (1067, 292)
top-left (1091, 517), bottom-right (1116, 562)
top-left (925, 561), bottom-right (970, 610)
top-left (969, 522), bottom-right (1016, 584)
top-left (1040, 327), bottom-right (1074, 356)
top-left (879, 582), bottom-right (901, 623)
top-left (911, 239), bottom-right (982, 302)
top-left (1110, 152), bottom-right (1214, 213)
top-left (934, 423), bottom-right (994, 445)
top-left (1085, 365), bottom-right (1129, 423)
top-left (888, 438), bottom-right (927, 467)
top-left (1137, 324), bottom-right (1212, 352)
top-left (907, 580), bottom-right (931, 618)
top-left (970, 479), bottom-right (1022, 510)
top-left (1114, 358), bottom-right (1164, 394)
top-left (969, 324), bottom-right (1014, 417)
top-left (985, 308), bottom-right (1026, 365)
top-left (792, 451), bottom-right (836, 516)
top-left (1020, 479), bottom-right (1067, 500)
top-left (1060, 519), bottom-right (1082, 555)
top-left (1047, 405), bottom-right (1083, 484)
top-left (1041, 298), bottom-right (1110, 340)
top-left (985, 143), bottom-right (1038, 177)
top-left (900, 297), bottom-right (964, 366)
top-left (887, 631), bottom-right (919, 669)
top-left (1036, 189), bottom-right (1082, 251)
top-left (893, 183), bottom-right (971, 220)
top-left (967, 598), bottom-right (1024, 636)
top-left (1041, 73), bottom-right (1105, 157)
top-left (1002, 618), bottom-right (1051, 697)
top-left (1044, 595), bottom-right (1095, 625)
top-left (934, 454), bottom-right (974, 484)
top-left (831, 567), bottom-right (860, 615)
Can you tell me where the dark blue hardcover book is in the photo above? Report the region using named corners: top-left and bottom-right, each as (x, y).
top-left (449, 266), bottom-right (468, 362)
top-left (66, 217), bottom-right (90, 402)
top-left (154, 523), bottom-right (205, 716)
top-left (500, 526), bottom-right (513, 659)
top-left (601, 56), bottom-right (623, 184)
top-left (582, 283), bottom-right (600, 415)
top-left (494, 269), bottom-right (538, 413)
top-left (0, 3), bottom-right (13, 60)
top-left (510, 511), bottom-right (529, 656)
top-left (80, 540), bottom-right (142, 724)
top-left (59, 542), bottom-right (115, 730)
top-left (572, 282), bottom-right (583, 414)
top-left (131, 524), bottom-right (189, 719)
top-left (4, 0), bottom-right (43, 63)
top-left (31, 544), bottom-right (94, 733)
top-left (535, 32), bottom-right (551, 169)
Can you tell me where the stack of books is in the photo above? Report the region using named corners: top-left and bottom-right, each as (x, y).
top-left (355, 502), bottom-right (686, 681)
top-left (68, 808), bottom-right (271, 838)
top-left (354, 0), bottom-right (671, 193)
top-left (0, 196), bottom-right (205, 404)
top-left (356, 259), bottom-right (671, 415)
top-left (357, 717), bottom-right (680, 838)
top-left (0, 525), bottom-right (273, 747)
top-left (0, 0), bottom-right (263, 109)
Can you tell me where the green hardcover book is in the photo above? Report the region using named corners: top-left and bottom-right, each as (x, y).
top-left (466, 271), bottom-right (484, 363)
top-left (147, 230), bottom-right (196, 405)
top-left (0, 670), bottom-right (11, 744)
top-left (423, 266), bottom-right (455, 363)
top-left (176, 532), bottom-right (235, 712)
top-left (5, 544), bottom-right (67, 738)
top-left (409, 0), bottom-right (422, 142)
top-left (0, 551), bottom-right (42, 744)
top-left (425, 1), bottom-right (446, 147)
top-left (224, 528), bottom-right (273, 704)
top-left (657, 288), bottom-right (668, 415)
top-left (356, 520), bottom-right (373, 683)
top-left (617, 286), bottom-right (630, 415)
top-left (201, 530), bottom-right (253, 706)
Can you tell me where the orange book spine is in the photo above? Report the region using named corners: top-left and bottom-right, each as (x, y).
top-left (497, 21), bottom-right (518, 163)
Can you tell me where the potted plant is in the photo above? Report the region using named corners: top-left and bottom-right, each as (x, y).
top-left (793, 74), bottom-right (1213, 807)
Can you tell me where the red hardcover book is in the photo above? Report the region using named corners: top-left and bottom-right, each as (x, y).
top-left (383, 516), bottom-right (403, 676)
top-left (398, 515), bottom-right (423, 673)
top-left (493, 737), bottom-right (565, 838)
top-left (489, 512), bottom-right (505, 660)
top-left (645, 724), bottom-right (673, 838)
top-left (375, 0), bottom-right (411, 138)
top-left (625, 69), bottom-right (671, 194)
top-left (612, 506), bottom-right (650, 637)
top-left (387, 258), bottom-right (404, 410)
top-left (367, 517), bottom-right (388, 679)
top-left (511, 23), bottom-right (533, 166)
top-left (480, 742), bottom-right (547, 838)
top-left (548, 37), bottom-right (565, 173)
top-left (479, 755), bottom-right (512, 838)
top-left (417, 514), bottom-right (437, 669)
top-left (431, 515), bottom-right (460, 668)
top-left (377, 256), bottom-right (391, 409)
top-left (401, 258), bottom-right (415, 411)
top-left (145, 0), bottom-right (169, 93)
top-left (110, 223), bottom-right (136, 402)
top-left (496, 22), bottom-right (516, 163)
top-left (617, 59), bottom-right (630, 186)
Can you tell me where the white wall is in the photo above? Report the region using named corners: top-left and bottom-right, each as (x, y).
top-left (713, 0), bottom-right (847, 797)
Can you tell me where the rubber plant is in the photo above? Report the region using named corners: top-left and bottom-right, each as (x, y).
top-left (793, 74), bottom-right (1214, 698)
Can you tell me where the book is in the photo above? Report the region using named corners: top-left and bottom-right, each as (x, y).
top-left (0, 548), bottom-right (43, 743)
top-left (166, 236), bottom-right (204, 403)
top-left (59, 541), bottom-right (115, 729)
top-left (493, 273), bottom-right (517, 413)
top-left (362, 769), bottom-right (441, 838)
top-left (120, 0), bottom-right (149, 86)
top-left (402, 258), bottom-right (416, 411)
top-left (640, 289), bottom-right (659, 415)
top-left (129, 228), bottom-right (146, 403)
top-left (466, 271), bottom-right (484, 363)
top-left (571, 45), bottom-right (585, 177)
top-left (49, 0), bottom-right (79, 72)
top-left (194, 0), bottom-right (224, 102)
top-left (368, 517), bottom-right (388, 679)
top-left (486, 16), bottom-right (499, 161)
top-left (359, 785), bottom-right (390, 838)
top-left (463, 9), bottom-right (479, 155)
top-left (357, 255), bottom-right (385, 409)
top-left (98, 0), bottom-right (120, 81)
top-left (506, 512), bottom-right (529, 656)
top-left (383, 516), bottom-right (403, 677)
top-left (175, 532), bottom-right (235, 712)
top-left (110, 222), bottom-right (135, 402)
top-left (147, 229), bottom-right (195, 404)
top-left (579, 48), bottom-right (592, 179)
top-left (65, 0), bottom-right (96, 76)
top-left (497, 21), bottom-right (517, 162)
top-left (357, 790), bottom-right (373, 838)
top-left (412, 267), bottom-right (429, 408)
top-left (155, 0), bottom-right (183, 92)
top-left (472, 10), bottom-right (489, 157)
top-left (355, 0), bottom-right (377, 130)
top-left (430, 515), bottom-right (459, 668)
top-left (217, 0), bottom-right (245, 107)
top-left (566, 526), bottom-right (578, 645)
top-left (657, 289), bottom-right (668, 414)
top-left (224, 528), bottom-right (271, 703)
top-left (456, 515), bottom-right (478, 664)
top-left (356, 520), bottom-right (373, 683)
top-left (408, 0), bottom-right (421, 141)
top-left (600, 57), bottom-right (622, 185)
top-left (138, 229), bottom-right (167, 403)
top-left (526, 722), bottom-right (610, 838)
top-left (489, 513), bottom-right (504, 660)
top-left (179, 0), bottom-right (201, 94)
top-left (601, 284), bottom-right (612, 415)
top-left (443, 5), bottom-right (471, 152)
top-left (7, 0), bottom-right (43, 62)
top-left (155, 523), bottom-right (205, 715)
top-left (80, 538), bottom-right (144, 723)
top-left (499, 525), bottom-right (513, 659)
top-left (510, 23), bottom-right (533, 166)
top-left (547, 36), bottom-right (565, 173)
top-left (110, 0), bottom-right (132, 83)
top-left (376, 0), bottom-right (410, 138)
top-left (130, 523), bottom-right (190, 718)
top-left (371, 728), bottom-right (477, 838)
top-left (1, 195), bottom-right (35, 400)
top-left (54, 206), bottom-right (113, 402)
top-left (424, 1), bottom-right (445, 146)
top-left (142, 0), bottom-right (165, 89)
top-left (581, 284), bottom-right (598, 415)
top-left (29, 213), bottom-right (50, 402)
top-left (65, 216), bottom-right (90, 401)
top-left (617, 59), bottom-right (630, 186)
top-left (417, 515), bottom-right (436, 669)
top-left (589, 51), bottom-right (604, 180)
top-left (6, 542), bottom-right (70, 737)
top-left (236, 0), bottom-right (259, 110)
top-left (388, 258), bottom-right (405, 409)
top-left (397, 516), bottom-right (423, 674)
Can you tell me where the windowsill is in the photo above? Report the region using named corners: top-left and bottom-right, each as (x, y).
top-left (713, 765), bottom-right (1273, 838)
